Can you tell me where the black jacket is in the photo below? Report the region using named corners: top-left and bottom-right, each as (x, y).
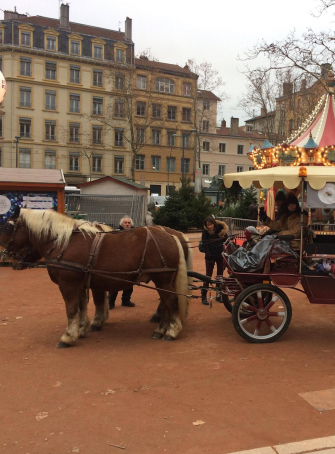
top-left (200, 220), bottom-right (229, 260)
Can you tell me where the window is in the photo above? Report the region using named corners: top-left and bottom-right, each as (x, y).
top-left (0, 117), bottom-right (2, 137)
top-left (152, 129), bottom-right (161, 145)
top-left (249, 166), bottom-right (254, 171)
top-left (92, 154), bottom-right (102, 172)
top-left (246, 125), bottom-right (253, 132)
top-left (69, 93), bottom-right (80, 113)
top-left (93, 69), bottom-right (103, 87)
top-left (167, 131), bottom-right (176, 147)
top-left (45, 90), bottom-right (56, 110)
top-left (94, 45), bottom-right (103, 59)
top-left (20, 57), bottom-right (31, 77)
top-left (114, 156), bottom-right (124, 174)
top-left (136, 154), bottom-right (145, 170)
top-left (45, 150), bottom-right (56, 169)
top-left (219, 143), bottom-right (226, 153)
top-left (69, 123), bottom-right (80, 143)
top-left (70, 65), bottom-right (80, 84)
top-left (166, 185), bottom-right (175, 195)
top-left (45, 61), bottom-right (56, 80)
top-left (46, 36), bottom-right (56, 51)
top-left (136, 128), bottom-right (145, 144)
top-left (182, 108), bottom-right (191, 122)
top-left (289, 119), bottom-right (294, 134)
top-left (202, 120), bottom-right (209, 133)
top-left (45, 120), bottom-right (56, 141)
top-left (137, 75), bottom-right (146, 89)
top-left (70, 40), bottom-right (80, 55)
top-left (20, 87), bottom-right (31, 107)
top-left (21, 32), bottom-right (31, 46)
top-left (237, 144), bottom-right (244, 155)
top-left (203, 99), bottom-right (210, 110)
top-left (202, 163), bottom-right (210, 175)
top-left (183, 83), bottom-right (192, 96)
top-left (166, 157), bottom-right (175, 172)
top-left (0, 30), bottom-right (3, 45)
top-left (155, 78), bottom-right (174, 93)
top-left (218, 164), bottom-right (226, 176)
top-left (115, 73), bottom-right (124, 90)
top-left (93, 97), bottom-right (103, 115)
top-left (151, 155), bottom-right (161, 171)
top-left (114, 99), bottom-right (125, 118)
top-left (19, 118), bottom-right (31, 138)
top-left (152, 104), bottom-right (161, 119)
top-left (114, 128), bottom-right (124, 146)
top-left (237, 166), bottom-right (244, 172)
top-left (136, 101), bottom-right (146, 116)
top-left (167, 105), bottom-right (177, 120)
top-left (19, 148), bottom-right (31, 168)
top-left (203, 141), bottom-right (210, 152)
top-left (181, 158), bottom-right (190, 174)
top-left (69, 152), bottom-right (80, 171)
top-left (0, 56), bottom-right (2, 71)
top-left (182, 133), bottom-right (190, 148)
top-left (92, 125), bottom-right (102, 144)
top-left (116, 49), bottom-right (124, 63)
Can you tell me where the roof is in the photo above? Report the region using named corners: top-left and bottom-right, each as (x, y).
top-left (135, 57), bottom-right (197, 77)
top-left (197, 89), bottom-right (221, 101)
top-left (289, 94), bottom-right (335, 148)
top-left (77, 176), bottom-right (149, 190)
top-left (0, 168), bottom-right (65, 185)
top-left (245, 111), bottom-right (276, 122)
top-left (12, 15), bottom-right (130, 43)
top-left (224, 165), bottom-right (335, 190)
top-left (216, 125), bottom-right (266, 139)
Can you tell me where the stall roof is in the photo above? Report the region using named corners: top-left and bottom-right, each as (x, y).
top-left (0, 168), bottom-right (65, 185)
top-left (223, 166), bottom-right (335, 190)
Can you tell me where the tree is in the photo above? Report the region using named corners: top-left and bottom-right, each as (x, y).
top-left (153, 178), bottom-right (212, 231)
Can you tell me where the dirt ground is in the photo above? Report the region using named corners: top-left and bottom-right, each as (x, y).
top-left (1, 232), bottom-right (335, 454)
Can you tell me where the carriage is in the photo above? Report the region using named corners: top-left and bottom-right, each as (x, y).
top-left (193, 166), bottom-right (335, 343)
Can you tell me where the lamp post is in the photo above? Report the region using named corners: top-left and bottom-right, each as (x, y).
top-left (15, 136), bottom-right (20, 168)
top-left (173, 129), bottom-right (196, 188)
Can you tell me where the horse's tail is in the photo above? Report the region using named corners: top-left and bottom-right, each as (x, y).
top-left (180, 232), bottom-right (193, 287)
top-left (171, 235), bottom-right (189, 322)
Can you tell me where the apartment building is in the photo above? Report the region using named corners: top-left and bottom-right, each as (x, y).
top-left (132, 57), bottom-right (198, 196)
top-left (0, 5), bottom-right (134, 184)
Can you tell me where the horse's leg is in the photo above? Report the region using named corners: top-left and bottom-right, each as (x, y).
top-left (151, 286), bottom-right (182, 341)
top-left (91, 288), bottom-right (109, 331)
top-left (78, 288), bottom-right (90, 338)
top-left (150, 300), bottom-right (164, 323)
top-left (57, 283), bottom-right (82, 348)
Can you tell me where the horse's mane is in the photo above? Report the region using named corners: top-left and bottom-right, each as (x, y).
top-left (19, 209), bottom-right (102, 249)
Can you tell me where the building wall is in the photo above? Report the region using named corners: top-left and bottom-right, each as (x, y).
top-left (80, 179), bottom-right (147, 196)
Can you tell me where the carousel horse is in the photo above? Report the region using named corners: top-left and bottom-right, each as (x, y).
top-left (0, 207), bottom-right (189, 348)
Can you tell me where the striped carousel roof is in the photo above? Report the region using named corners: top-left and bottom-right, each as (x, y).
top-left (289, 93), bottom-right (335, 148)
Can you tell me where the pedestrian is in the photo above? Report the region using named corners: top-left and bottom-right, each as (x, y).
top-left (108, 216), bottom-right (136, 309)
top-left (199, 216), bottom-right (229, 305)
top-left (274, 190), bottom-right (288, 221)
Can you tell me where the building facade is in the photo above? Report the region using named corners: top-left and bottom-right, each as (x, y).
top-left (0, 5), bottom-right (134, 184)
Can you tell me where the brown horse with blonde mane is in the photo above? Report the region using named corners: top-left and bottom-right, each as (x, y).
top-left (0, 207), bottom-right (189, 348)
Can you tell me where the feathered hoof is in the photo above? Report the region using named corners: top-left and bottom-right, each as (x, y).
top-left (162, 335), bottom-right (176, 341)
top-left (151, 332), bottom-right (163, 339)
top-left (90, 325), bottom-right (102, 332)
top-left (150, 312), bottom-right (161, 323)
top-left (56, 341), bottom-right (71, 349)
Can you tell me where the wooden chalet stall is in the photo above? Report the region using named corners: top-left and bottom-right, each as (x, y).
top-left (0, 168), bottom-right (66, 227)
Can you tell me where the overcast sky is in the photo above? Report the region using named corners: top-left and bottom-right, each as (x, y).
top-left (1, 0), bottom-right (331, 125)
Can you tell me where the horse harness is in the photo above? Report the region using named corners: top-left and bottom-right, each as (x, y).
top-left (45, 227), bottom-right (179, 302)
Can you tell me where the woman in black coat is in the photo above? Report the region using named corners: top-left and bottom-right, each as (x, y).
top-left (199, 217), bottom-right (229, 305)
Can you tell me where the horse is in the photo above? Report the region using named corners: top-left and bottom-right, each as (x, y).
top-left (0, 207), bottom-right (189, 348)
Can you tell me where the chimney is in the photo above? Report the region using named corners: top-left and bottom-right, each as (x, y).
top-left (230, 117), bottom-right (239, 135)
top-left (60, 3), bottom-right (69, 29)
top-left (283, 82), bottom-right (293, 96)
top-left (221, 119), bottom-right (226, 128)
top-left (4, 9), bottom-right (27, 19)
top-left (321, 63), bottom-right (332, 80)
top-left (261, 107), bottom-right (266, 116)
top-left (301, 79), bottom-right (307, 91)
top-left (125, 17), bottom-right (132, 41)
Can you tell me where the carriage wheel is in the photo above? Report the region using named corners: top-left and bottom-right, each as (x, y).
top-left (232, 284), bottom-right (292, 343)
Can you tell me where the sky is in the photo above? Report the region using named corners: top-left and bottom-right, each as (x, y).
top-left (1, 0), bottom-right (332, 125)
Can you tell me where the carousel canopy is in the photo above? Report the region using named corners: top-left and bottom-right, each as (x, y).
top-left (223, 166), bottom-right (335, 190)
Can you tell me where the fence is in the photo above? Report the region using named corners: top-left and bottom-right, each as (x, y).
top-left (65, 194), bottom-right (146, 228)
top-left (216, 217), bottom-right (261, 236)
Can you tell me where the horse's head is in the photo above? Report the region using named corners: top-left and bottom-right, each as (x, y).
top-left (0, 206), bottom-right (37, 269)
